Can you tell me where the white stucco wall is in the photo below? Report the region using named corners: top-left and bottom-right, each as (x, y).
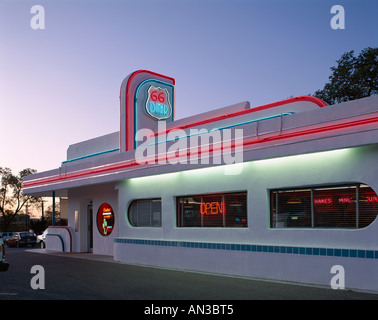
top-left (45, 226), bottom-right (73, 252)
top-left (68, 183), bottom-right (118, 255)
top-left (114, 144), bottom-right (378, 292)
top-left (116, 145), bottom-right (378, 249)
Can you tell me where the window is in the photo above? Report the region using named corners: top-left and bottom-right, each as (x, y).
top-left (177, 192), bottom-right (247, 227)
top-left (74, 210), bottom-right (79, 232)
top-left (271, 184), bottom-right (378, 228)
top-left (128, 199), bottom-right (162, 227)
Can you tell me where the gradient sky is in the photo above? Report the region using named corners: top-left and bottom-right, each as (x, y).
top-left (1, 0), bottom-right (377, 174)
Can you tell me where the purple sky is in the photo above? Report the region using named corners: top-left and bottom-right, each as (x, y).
top-left (1, 0), bottom-right (377, 174)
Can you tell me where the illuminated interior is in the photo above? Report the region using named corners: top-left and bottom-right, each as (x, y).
top-left (271, 184), bottom-right (378, 229)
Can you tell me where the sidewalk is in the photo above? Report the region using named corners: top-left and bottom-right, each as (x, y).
top-left (23, 248), bottom-right (378, 298)
top-left (26, 248), bottom-right (115, 263)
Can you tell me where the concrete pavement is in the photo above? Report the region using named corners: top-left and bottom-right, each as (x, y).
top-left (1, 247), bottom-right (377, 301)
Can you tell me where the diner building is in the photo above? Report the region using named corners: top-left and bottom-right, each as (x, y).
top-left (23, 70), bottom-right (378, 292)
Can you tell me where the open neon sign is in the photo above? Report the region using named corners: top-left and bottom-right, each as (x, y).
top-left (200, 201), bottom-right (223, 215)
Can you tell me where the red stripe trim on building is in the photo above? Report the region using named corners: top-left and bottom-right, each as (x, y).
top-left (23, 114), bottom-right (378, 190)
top-left (151, 96), bottom-right (327, 138)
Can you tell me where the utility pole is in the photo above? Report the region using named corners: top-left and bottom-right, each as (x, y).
top-left (41, 198), bottom-right (45, 220)
top-left (25, 202), bottom-right (29, 231)
top-left (52, 191), bottom-right (55, 226)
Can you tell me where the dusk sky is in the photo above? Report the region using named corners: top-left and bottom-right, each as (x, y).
top-left (1, 0), bottom-right (377, 174)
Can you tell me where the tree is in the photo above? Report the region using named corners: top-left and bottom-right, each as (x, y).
top-left (0, 167), bottom-right (39, 231)
top-left (314, 47), bottom-right (378, 105)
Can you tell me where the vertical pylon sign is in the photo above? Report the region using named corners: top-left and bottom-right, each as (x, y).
top-left (119, 70), bottom-right (175, 151)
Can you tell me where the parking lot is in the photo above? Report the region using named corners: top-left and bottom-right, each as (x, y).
top-left (1, 246), bottom-right (378, 302)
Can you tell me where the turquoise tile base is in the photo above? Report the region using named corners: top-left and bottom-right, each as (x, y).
top-left (114, 238), bottom-right (378, 260)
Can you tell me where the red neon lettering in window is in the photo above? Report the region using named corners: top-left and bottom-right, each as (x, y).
top-left (200, 202), bottom-right (223, 215)
top-left (367, 196), bottom-right (378, 203)
top-left (339, 197), bottom-right (353, 204)
top-left (314, 197), bottom-right (333, 205)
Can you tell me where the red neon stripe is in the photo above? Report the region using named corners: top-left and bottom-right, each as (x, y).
top-left (124, 70), bottom-right (175, 151)
top-left (48, 226), bottom-right (73, 252)
top-left (151, 96), bottom-right (327, 138)
top-left (242, 115), bottom-right (378, 148)
top-left (23, 114), bottom-right (378, 189)
top-left (23, 159), bottom-right (139, 188)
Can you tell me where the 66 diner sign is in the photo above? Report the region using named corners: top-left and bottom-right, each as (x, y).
top-left (145, 85), bottom-right (172, 120)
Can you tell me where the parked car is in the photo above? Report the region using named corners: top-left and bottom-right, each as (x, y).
top-left (37, 229), bottom-right (48, 248)
top-left (0, 234), bottom-right (9, 271)
top-left (6, 232), bottom-right (36, 248)
top-left (0, 232), bottom-right (13, 242)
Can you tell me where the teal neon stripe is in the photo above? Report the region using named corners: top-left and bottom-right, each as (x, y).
top-left (46, 234), bottom-right (65, 252)
top-left (149, 112), bottom-right (294, 145)
top-left (62, 148), bottom-right (119, 164)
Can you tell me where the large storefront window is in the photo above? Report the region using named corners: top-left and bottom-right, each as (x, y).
top-left (128, 199), bottom-right (162, 227)
top-left (271, 184), bottom-right (378, 228)
top-left (177, 192), bottom-right (247, 227)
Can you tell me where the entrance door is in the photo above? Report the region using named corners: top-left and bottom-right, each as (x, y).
top-left (87, 204), bottom-right (93, 252)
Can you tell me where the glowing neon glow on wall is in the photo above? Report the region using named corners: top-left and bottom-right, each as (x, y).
top-left (253, 148), bottom-right (350, 167)
top-left (24, 102), bottom-right (378, 190)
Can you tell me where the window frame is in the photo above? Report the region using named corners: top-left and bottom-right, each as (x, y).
top-left (270, 183), bottom-right (378, 229)
top-left (176, 191), bottom-right (248, 228)
top-left (127, 198), bottom-right (162, 228)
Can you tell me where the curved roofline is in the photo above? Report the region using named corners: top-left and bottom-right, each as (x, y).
top-left (152, 95), bottom-right (327, 137)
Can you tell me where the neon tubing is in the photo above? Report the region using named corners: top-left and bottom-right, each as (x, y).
top-left (23, 114), bottom-right (378, 190)
top-left (62, 148), bottom-right (120, 164)
top-left (150, 96), bottom-right (327, 139)
top-left (150, 112), bottom-right (293, 145)
top-left (124, 70), bottom-right (175, 151)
